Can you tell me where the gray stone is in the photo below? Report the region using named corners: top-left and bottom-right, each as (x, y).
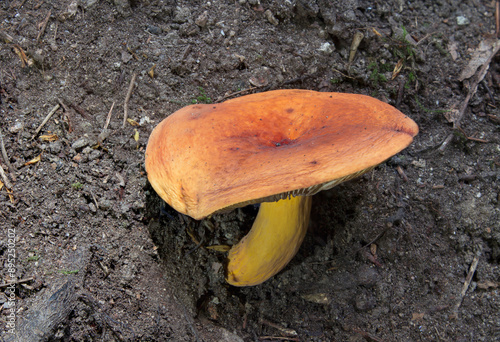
top-left (71, 137), bottom-right (89, 150)
top-left (173, 7), bottom-right (191, 24)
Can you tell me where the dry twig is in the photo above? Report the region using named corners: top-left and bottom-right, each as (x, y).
top-left (122, 73), bottom-right (137, 128)
top-left (396, 165), bottom-right (408, 181)
top-left (261, 318), bottom-right (298, 338)
top-left (89, 189), bottom-right (99, 210)
top-left (258, 337), bottom-right (300, 341)
top-left (451, 255), bottom-right (480, 319)
top-left (0, 164), bottom-right (13, 189)
top-left (32, 103), bottom-right (60, 140)
top-left (0, 129), bottom-right (14, 173)
top-left (57, 98), bottom-right (70, 113)
top-left (216, 86), bottom-right (258, 103)
top-left (104, 101), bottom-right (115, 130)
top-left (0, 276), bottom-right (34, 288)
top-left (36, 10), bottom-right (52, 42)
top-left (456, 126), bottom-right (489, 143)
top-left (496, 0), bottom-right (500, 37)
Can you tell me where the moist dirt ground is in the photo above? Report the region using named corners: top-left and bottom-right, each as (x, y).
top-left (1, 0), bottom-right (500, 341)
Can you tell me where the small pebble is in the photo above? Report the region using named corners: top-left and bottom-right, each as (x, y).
top-left (456, 16), bottom-right (469, 25)
top-left (195, 11), bottom-right (209, 28)
top-left (9, 121), bottom-right (24, 133)
top-left (72, 137), bottom-right (89, 150)
top-left (357, 265), bottom-right (379, 287)
top-left (173, 7), bottom-right (191, 24)
top-left (264, 9), bottom-right (279, 26)
top-left (146, 25), bottom-right (163, 35)
top-left (318, 42), bottom-right (334, 54)
top-left (355, 292), bottom-right (376, 311)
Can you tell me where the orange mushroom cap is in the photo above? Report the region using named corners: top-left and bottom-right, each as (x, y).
top-left (145, 89), bottom-right (418, 220)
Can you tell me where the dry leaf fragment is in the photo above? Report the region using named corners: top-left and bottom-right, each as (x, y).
top-left (127, 118), bottom-right (140, 126)
top-left (411, 312), bottom-right (425, 321)
top-left (126, 45), bottom-right (139, 61)
top-left (349, 31), bottom-right (364, 63)
top-left (0, 180), bottom-right (3, 190)
top-left (458, 39), bottom-right (500, 81)
top-left (7, 188), bottom-right (14, 203)
top-left (148, 64), bottom-right (156, 78)
top-left (0, 31), bottom-right (14, 43)
top-left (39, 134), bottom-right (59, 142)
top-left (249, 76), bottom-right (268, 87)
top-left (301, 292), bottom-right (331, 304)
top-left (12, 44), bottom-right (32, 67)
top-left (443, 107), bottom-right (460, 124)
top-left (133, 129), bottom-right (139, 142)
top-left (206, 245), bottom-right (231, 252)
top-left (24, 154), bottom-right (41, 166)
top-left (448, 41), bottom-right (459, 61)
top-left (372, 27), bottom-right (382, 37)
top-left (477, 280), bottom-right (499, 289)
top-left (392, 59), bottom-right (404, 80)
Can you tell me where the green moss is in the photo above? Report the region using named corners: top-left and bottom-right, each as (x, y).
top-left (368, 62), bottom-right (388, 86)
top-left (191, 87), bottom-right (212, 104)
top-left (71, 182), bottom-right (83, 190)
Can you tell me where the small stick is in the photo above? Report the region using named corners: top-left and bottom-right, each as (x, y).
top-left (36, 9), bottom-right (52, 42)
top-left (57, 98), bottom-right (70, 113)
top-left (496, 0), bottom-right (500, 37)
top-left (0, 129), bottom-right (14, 173)
top-left (258, 337), bottom-right (300, 341)
top-left (451, 255), bottom-right (480, 319)
top-left (68, 102), bottom-right (88, 119)
top-left (14, 0), bottom-right (28, 9)
top-left (488, 114), bottom-right (500, 124)
top-left (464, 136), bottom-right (489, 143)
top-left (0, 164), bottom-right (13, 189)
top-left (122, 73), bottom-right (137, 128)
top-left (32, 103), bottom-right (60, 140)
top-left (261, 318), bottom-right (297, 338)
top-left (215, 86), bottom-right (258, 103)
top-left (396, 165), bottom-right (408, 182)
top-left (331, 67), bottom-right (356, 79)
top-left (0, 276), bottom-right (34, 288)
top-left (438, 134), bottom-right (453, 152)
top-left (53, 22), bottom-right (58, 41)
top-left (104, 101), bottom-right (115, 130)
top-left (89, 189), bottom-right (99, 210)
top-left (415, 31), bottom-right (436, 46)
top-left (456, 126), bottom-right (489, 143)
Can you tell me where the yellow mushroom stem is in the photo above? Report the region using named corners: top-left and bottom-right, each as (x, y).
top-left (226, 195), bottom-right (312, 286)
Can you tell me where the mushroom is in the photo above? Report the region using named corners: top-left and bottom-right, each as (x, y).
top-left (145, 89), bottom-right (418, 286)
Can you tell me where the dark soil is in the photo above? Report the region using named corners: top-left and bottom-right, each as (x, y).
top-left (1, 0), bottom-right (499, 341)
